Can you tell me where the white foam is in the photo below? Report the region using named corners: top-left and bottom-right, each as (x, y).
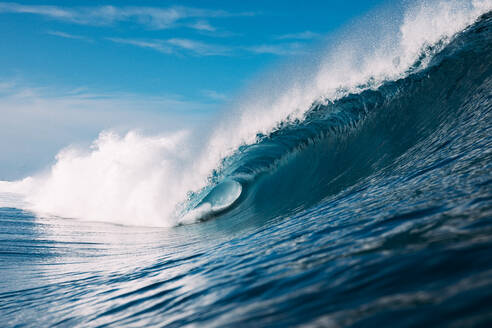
top-left (0, 131), bottom-right (213, 227)
top-left (1, 0), bottom-right (490, 226)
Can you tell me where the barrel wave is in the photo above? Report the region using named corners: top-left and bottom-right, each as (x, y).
top-left (185, 9), bottom-right (492, 226)
top-left (1, 2), bottom-right (492, 327)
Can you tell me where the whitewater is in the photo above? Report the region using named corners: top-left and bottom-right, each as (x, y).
top-left (1, 0), bottom-right (492, 327)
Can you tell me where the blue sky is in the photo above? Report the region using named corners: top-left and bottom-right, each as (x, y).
top-left (0, 1), bottom-right (387, 179)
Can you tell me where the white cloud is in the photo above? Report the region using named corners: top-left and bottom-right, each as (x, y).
top-left (107, 38), bottom-right (173, 54)
top-left (0, 2), bottom-right (310, 57)
top-left (0, 81), bottom-right (15, 91)
top-left (46, 30), bottom-right (93, 42)
top-left (0, 2), bottom-right (253, 30)
top-left (0, 81), bottom-right (211, 116)
top-left (245, 42), bottom-right (306, 56)
top-left (188, 20), bottom-right (216, 32)
top-left (0, 2), bottom-right (72, 19)
top-left (0, 80), bottom-right (215, 137)
top-left (108, 37), bottom-right (232, 56)
top-left (108, 37), bottom-right (307, 57)
top-left (276, 31), bottom-right (321, 40)
top-left (201, 90), bottom-right (228, 101)
top-left (167, 38), bottom-right (231, 55)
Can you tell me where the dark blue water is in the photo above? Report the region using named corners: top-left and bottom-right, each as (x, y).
top-left (1, 11), bottom-right (492, 328)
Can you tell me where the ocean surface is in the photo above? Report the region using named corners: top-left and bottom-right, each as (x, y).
top-left (1, 3), bottom-right (492, 328)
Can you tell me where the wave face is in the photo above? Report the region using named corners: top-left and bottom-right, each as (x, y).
top-left (1, 0), bottom-right (491, 227)
top-left (1, 2), bottom-right (492, 327)
top-left (194, 8), bottom-right (492, 225)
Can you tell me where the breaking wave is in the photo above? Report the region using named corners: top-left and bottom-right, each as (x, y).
top-left (0, 0), bottom-right (491, 227)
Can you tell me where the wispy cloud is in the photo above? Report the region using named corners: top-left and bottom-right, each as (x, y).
top-left (167, 38), bottom-right (231, 56)
top-left (0, 2), bottom-right (253, 31)
top-left (275, 31), bottom-right (321, 40)
top-left (107, 38), bottom-right (173, 54)
top-left (187, 20), bottom-right (216, 32)
top-left (0, 2), bottom-right (311, 57)
top-left (109, 36), bottom-right (308, 57)
top-left (46, 30), bottom-right (93, 42)
top-left (0, 79), bottom-right (215, 121)
top-left (201, 90), bottom-right (228, 101)
top-left (108, 37), bottom-right (232, 56)
top-left (0, 2), bottom-right (72, 19)
top-left (109, 37), bottom-right (307, 57)
top-left (245, 42), bottom-right (306, 56)
top-left (0, 79), bottom-right (216, 178)
top-left (0, 81), bottom-right (15, 91)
